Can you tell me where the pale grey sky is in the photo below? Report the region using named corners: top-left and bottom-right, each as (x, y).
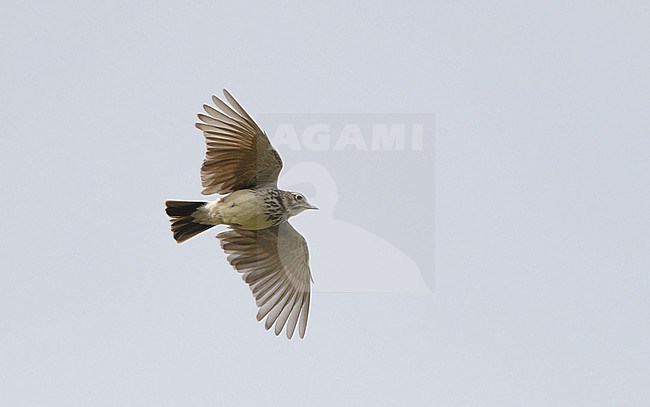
top-left (1, 1), bottom-right (649, 406)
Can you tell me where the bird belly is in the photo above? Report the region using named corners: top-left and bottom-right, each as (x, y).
top-left (218, 190), bottom-right (275, 230)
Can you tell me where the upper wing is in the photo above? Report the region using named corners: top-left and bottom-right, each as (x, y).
top-left (217, 222), bottom-right (312, 339)
top-left (195, 89), bottom-right (283, 195)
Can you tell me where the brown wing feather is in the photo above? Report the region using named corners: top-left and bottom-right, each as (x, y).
top-left (217, 222), bottom-right (312, 339)
top-left (196, 90), bottom-right (283, 195)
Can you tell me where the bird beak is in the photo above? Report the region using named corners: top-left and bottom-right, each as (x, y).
top-left (306, 204), bottom-right (319, 210)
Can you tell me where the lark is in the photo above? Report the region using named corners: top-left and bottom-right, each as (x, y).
top-left (165, 90), bottom-right (318, 339)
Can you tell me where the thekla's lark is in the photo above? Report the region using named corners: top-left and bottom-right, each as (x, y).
top-left (165, 90), bottom-right (318, 339)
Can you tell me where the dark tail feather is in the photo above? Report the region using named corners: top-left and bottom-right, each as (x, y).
top-left (165, 200), bottom-right (214, 243)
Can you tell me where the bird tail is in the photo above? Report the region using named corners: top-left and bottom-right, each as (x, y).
top-left (165, 200), bottom-right (214, 243)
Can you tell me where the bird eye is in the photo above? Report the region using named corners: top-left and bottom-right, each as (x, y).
top-left (295, 195), bottom-right (303, 201)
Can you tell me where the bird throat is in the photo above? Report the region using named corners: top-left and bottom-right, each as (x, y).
top-left (262, 188), bottom-right (289, 226)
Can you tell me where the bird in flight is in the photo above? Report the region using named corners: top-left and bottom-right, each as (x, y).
top-left (165, 90), bottom-right (318, 339)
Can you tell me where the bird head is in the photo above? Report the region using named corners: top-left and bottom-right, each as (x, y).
top-left (285, 191), bottom-right (318, 217)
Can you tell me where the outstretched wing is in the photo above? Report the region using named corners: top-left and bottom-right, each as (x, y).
top-left (217, 222), bottom-right (312, 339)
top-left (195, 89), bottom-right (283, 195)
